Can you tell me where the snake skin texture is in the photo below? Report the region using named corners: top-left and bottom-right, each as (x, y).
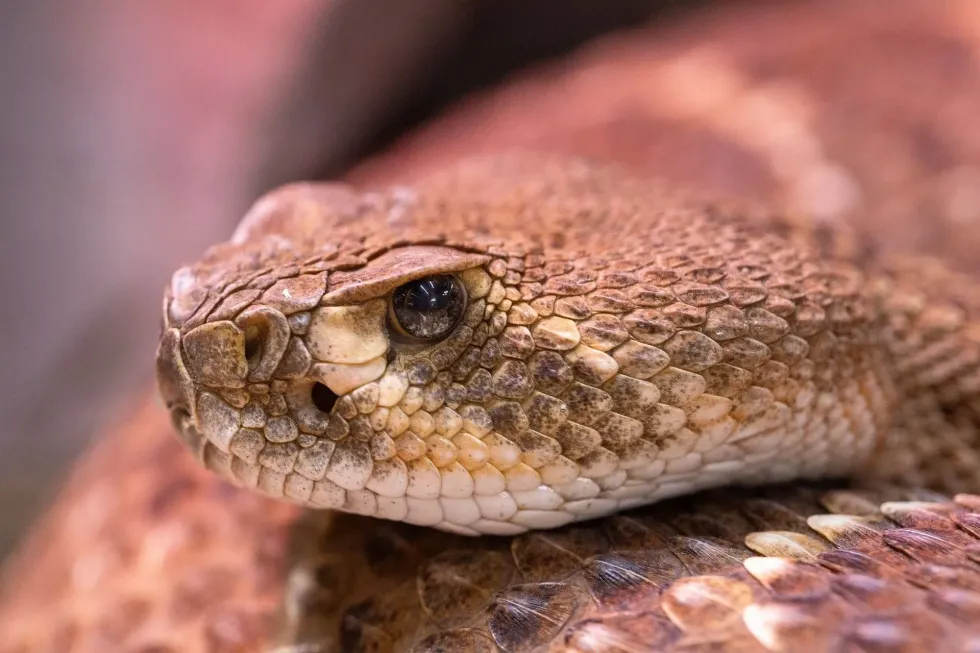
top-left (282, 484), bottom-right (980, 652)
top-left (155, 155), bottom-right (980, 536)
top-left (4, 1), bottom-right (980, 652)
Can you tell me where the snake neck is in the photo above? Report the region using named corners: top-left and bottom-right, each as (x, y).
top-left (865, 259), bottom-right (980, 494)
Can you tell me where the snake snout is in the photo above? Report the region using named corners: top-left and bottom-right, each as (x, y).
top-left (155, 328), bottom-right (200, 450)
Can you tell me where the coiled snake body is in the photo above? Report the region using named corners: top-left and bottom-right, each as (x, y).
top-left (4, 3), bottom-right (980, 652)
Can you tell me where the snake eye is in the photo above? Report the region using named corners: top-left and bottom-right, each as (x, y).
top-left (388, 274), bottom-right (466, 342)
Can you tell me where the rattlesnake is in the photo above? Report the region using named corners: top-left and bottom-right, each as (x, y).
top-left (3, 2), bottom-right (980, 652)
top-left (158, 152), bottom-right (980, 651)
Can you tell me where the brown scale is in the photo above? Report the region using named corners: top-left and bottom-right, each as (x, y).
top-left (279, 484), bottom-right (980, 652)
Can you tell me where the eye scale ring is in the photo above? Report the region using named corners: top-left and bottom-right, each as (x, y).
top-left (388, 274), bottom-right (467, 343)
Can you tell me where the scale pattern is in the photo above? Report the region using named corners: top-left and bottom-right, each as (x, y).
top-left (281, 484), bottom-right (980, 652)
top-left (157, 156), bottom-right (978, 535)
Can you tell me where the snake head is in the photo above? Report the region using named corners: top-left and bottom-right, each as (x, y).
top-left (155, 177), bottom-right (543, 531)
top-left (156, 157), bottom-right (886, 535)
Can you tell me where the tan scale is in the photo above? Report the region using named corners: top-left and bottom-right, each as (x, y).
top-left (156, 156), bottom-right (980, 536)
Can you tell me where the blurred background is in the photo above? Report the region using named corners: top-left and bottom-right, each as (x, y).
top-left (2, 0), bottom-right (980, 561)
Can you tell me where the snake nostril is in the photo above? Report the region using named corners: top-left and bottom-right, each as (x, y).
top-left (235, 307), bottom-right (290, 382)
top-left (311, 382), bottom-right (338, 414)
